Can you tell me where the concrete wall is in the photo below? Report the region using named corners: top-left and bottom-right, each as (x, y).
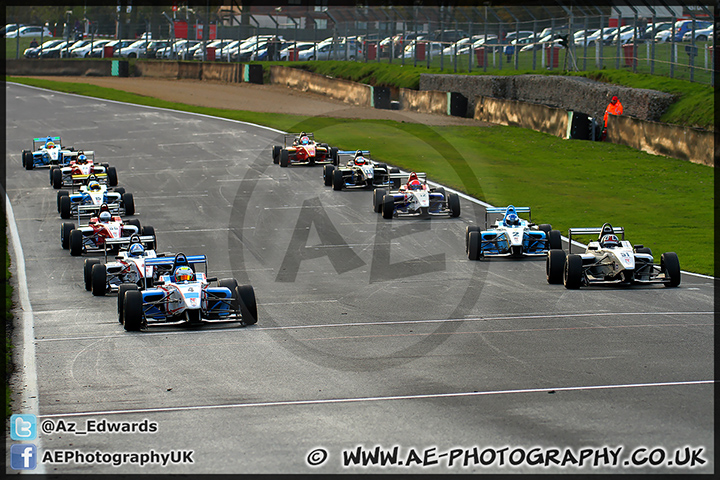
top-left (399, 88), bottom-right (448, 115)
top-left (474, 96), bottom-right (569, 138)
top-left (133, 60), bottom-right (178, 78)
top-left (420, 73), bottom-right (676, 124)
top-left (269, 65), bottom-right (372, 107)
top-left (202, 63), bottom-right (242, 83)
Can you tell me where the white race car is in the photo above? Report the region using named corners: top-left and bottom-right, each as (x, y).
top-left (374, 172), bottom-right (460, 219)
top-left (465, 205), bottom-right (562, 259)
top-left (118, 253), bottom-right (258, 331)
top-left (57, 180), bottom-right (134, 220)
top-left (50, 151), bottom-right (118, 189)
top-left (546, 223), bottom-right (681, 289)
top-left (61, 210), bottom-right (156, 257)
top-left (323, 150), bottom-right (401, 190)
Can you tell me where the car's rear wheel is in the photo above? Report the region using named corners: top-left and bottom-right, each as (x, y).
top-left (122, 193), bottom-right (135, 216)
top-left (323, 165), bottom-right (334, 186)
top-left (91, 263), bottom-right (107, 296)
top-left (114, 187), bottom-right (126, 195)
top-left (126, 219), bottom-right (142, 235)
top-left (49, 167), bottom-right (57, 184)
top-left (330, 147), bottom-right (339, 166)
top-left (272, 145), bottom-right (281, 164)
top-left (107, 166), bottom-right (118, 186)
top-left (538, 224), bottom-right (552, 235)
top-left (118, 283), bottom-right (139, 322)
top-left (546, 249), bottom-right (566, 284)
top-left (373, 188), bottom-right (387, 213)
top-left (84, 258), bottom-right (101, 291)
top-left (57, 190), bottom-right (69, 213)
top-left (563, 253), bottom-right (582, 289)
top-left (123, 290), bottom-right (144, 331)
top-left (280, 149), bottom-right (289, 168)
top-left (52, 168), bottom-right (63, 189)
top-left (465, 226), bottom-right (480, 253)
top-left (69, 229), bottom-right (84, 256)
top-left (218, 279), bottom-right (240, 311)
top-left (448, 192), bottom-right (461, 217)
top-left (59, 195), bottom-right (72, 219)
top-left (237, 285), bottom-right (258, 325)
top-left (661, 252), bottom-right (681, 287)
top-left (141, 225), bottom-right (156, 249)
top-left (22, 151), bottom-right (32, 169)
top-left (548, 230), bottom-right (562, 250)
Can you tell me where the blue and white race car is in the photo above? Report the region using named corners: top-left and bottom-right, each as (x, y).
top-left (21, 136), bottom-right (76, 170)
top-left (465, 205), bottom-right (562, 259)
top-left (57, 180), bottom-right (134, 219)
top-left (118, 253), bottom-right (258, 331)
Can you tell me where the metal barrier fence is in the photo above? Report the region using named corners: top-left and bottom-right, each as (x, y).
top-left (11, 10), bottom-right (715, 86)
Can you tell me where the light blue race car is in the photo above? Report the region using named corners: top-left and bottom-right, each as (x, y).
top-left (21, 136), bottom-right (76, 170)
top-left (465, 205), bottom-right (562, 259)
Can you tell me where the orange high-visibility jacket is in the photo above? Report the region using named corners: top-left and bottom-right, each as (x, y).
top-left (604, 100), bottom-right (624, 128)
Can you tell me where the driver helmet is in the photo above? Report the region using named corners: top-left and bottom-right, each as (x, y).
top-left (300, 135), bottom-right (310, 145)
top-left (78, 154), bottom-right (87, 164)
top-left (600, 234), bottom-right (620, 248)
top-left (407, 172), bottom-right (422, 190)
top-left (128, 243), bottom-right (145, 257)
top-left (46, 141), bottom-right (55, 149)
top-left (505, 213), bottom-right (520, 226)
top-left (99, 211), bottom-right (111, 223)
top-left (174, 266), bottom-right (194, 282)
top-left (88, 180), bottom-right (101, 192)
top-left (354, 150), bottom-right (366, 165)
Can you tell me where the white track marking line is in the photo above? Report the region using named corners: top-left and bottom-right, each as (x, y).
top-left (37, 380), bottom-right (714, 418)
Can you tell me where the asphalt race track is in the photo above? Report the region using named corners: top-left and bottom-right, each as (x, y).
top-left (5, 82), bottom-right (714, 474)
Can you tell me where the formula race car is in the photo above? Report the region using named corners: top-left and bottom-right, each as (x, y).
top-left (21, 136), bottom-right (76, 170)
top-left (118, 252), bottom-right (258, 331)
top-left (57, 180), bottom-right (134, 219)
top-left (83, 238), bottom-right (173, 297)
top-left (465, 205), bottom-right (562, 260)
top-left (49, 151), bottom-right (118, 189)
top-left (546, 223), bottom-right (681, 289)
top-left (373, 172), bottom-right (461, 219)
top-left (323, 150), bottom-right (401, 190)
top-left (61, 209), bottom-right (156, 257)
top-left (271, 132), bottom-right (338, 167)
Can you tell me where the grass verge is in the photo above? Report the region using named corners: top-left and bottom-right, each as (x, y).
top-left (6, 75), bottom-right (714, 276)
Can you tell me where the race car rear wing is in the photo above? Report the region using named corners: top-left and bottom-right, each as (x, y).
top-left (283, 132), bottom-right (315, 147)
top-left (568, 226), bottom-right (625, 253)
top-left (70, 172), bottom-right (109, 190)
top-left (485, 206), bottom-right (531, 228)
top-left (77, 203), bottom-right (122, 219)
top-left (32, 136), bottom-right (61, 150)
top-left (388, 172), bottom-right (427, 182)
top-left (103, 235), bottom-right (157, 260)
top-left (62, 150), bottom-right (96, 162)
top-left (336, 150), bottom-right (371, 162)
top-left (145, 255), bottom-right (209, 277)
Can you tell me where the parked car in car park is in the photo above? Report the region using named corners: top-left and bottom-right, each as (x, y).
top-left (115, 39), bottom-right (151, 58)
top-left (23, 39), bottom-right (63, 58)
top-left (140, 40), bottom-right (170, 58)
top-left (88, 39), bottom-right (135, 58)
top-left (279, 41), bottom-right (316, 61)
top-left (6, 25), bottom-right (53, 38)
top-left (59, 39), bottom-right (93, 57)
top-left (683, 25), bottom-right (713, 42)
top-left (70, 39), bottom-right (111, 57)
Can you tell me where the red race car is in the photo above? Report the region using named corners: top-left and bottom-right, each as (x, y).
top-left (271, 132), bottom-right (338, 167)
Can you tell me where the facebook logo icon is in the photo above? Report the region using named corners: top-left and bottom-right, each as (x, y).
top-left (11, 444), bottom-right (37, 470)
top-left (10, 414), bottom-right (37, 440)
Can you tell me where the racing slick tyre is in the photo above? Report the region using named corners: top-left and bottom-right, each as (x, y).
top-left (141, 225), bottom-right (156, 249)
top-left (114, 187), bottom-right (126, 195)
top-left (330, 147), bottom-right (339, 166)
top-left (107, 166), bottom-right (118, 186)
top-left (122, 193), bottom-right (135, 216)
top-left (381, 195), bottom-right (395, 219)
top-left (279, 149), bottom-right (289, 168)
top-left (57, 190), bottom-right (69, 213)
top-left (91, 263), bottom-right (108, 296)
top-left (61, 222), bottom-right (75, 249)
top-left (434, 187), bottom-right (446, 199)
top-left (59, 195), bottom-right (72, 219)
top-left (661, 252), bottom-right (681, 287)
top-left (538, 224), bottom-right (552, 235)
top-left (323, 165), bottom-right (334, 186)
top-left (332, 169), bottom-right (344, 191)
top-left (123, 290), bottom-right (144, 331)
top-left (635, 246), bottom-right (652, 256)
top-left (126, 219), bottom-right (142, 235)
top-left (448, 193), bottom-right (461, 218)
top-left (84, 258), bottom-right (101, 291)
top-left (389, 167), bottom-right (400, 174)
top-left (218, 279), bottom-right (240, 311)
top-left (22, 151), bottom-right (33, 170)
top-left (467, 231), bottom-right (481, 260)
top-left (373, 188), bottom-right (387, 213)
top-left (563, 254), bottom-right (583, 289)
top-left (69, 229), bottom-right (84, 256)
top-left (272, 145), bottom-right (281, 164)
top-left (465, 226), bottom-right (480, 253)
top-left (118, 284), bottom-right (139, 323)
top-left (49, 167), bottom-right (58, 185)
top-left (548, 230), bottom-right (562, 250)
top-left (236, 284), bottom-right (258, 325)
top-left (52, 168), bottom-right (63, 189)
top-left (546, 249), bottom-right (566, 284)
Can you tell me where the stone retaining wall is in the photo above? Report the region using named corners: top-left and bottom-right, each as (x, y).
top-left (269, 65), bottom-right (372, 107)
top-left (399, 88), bottom-right (448, 115)
top-left (6, 59), bottom-right (112, 77)
top-left (474, 97), bottom-right (569, 138)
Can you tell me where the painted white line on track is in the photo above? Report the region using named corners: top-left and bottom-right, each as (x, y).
top-left (37, 380), bottom-right (715, 419)
top-left (34, 310), bottom-right (713, 343)
top-left (3, 191), bottom-right (47, 474)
